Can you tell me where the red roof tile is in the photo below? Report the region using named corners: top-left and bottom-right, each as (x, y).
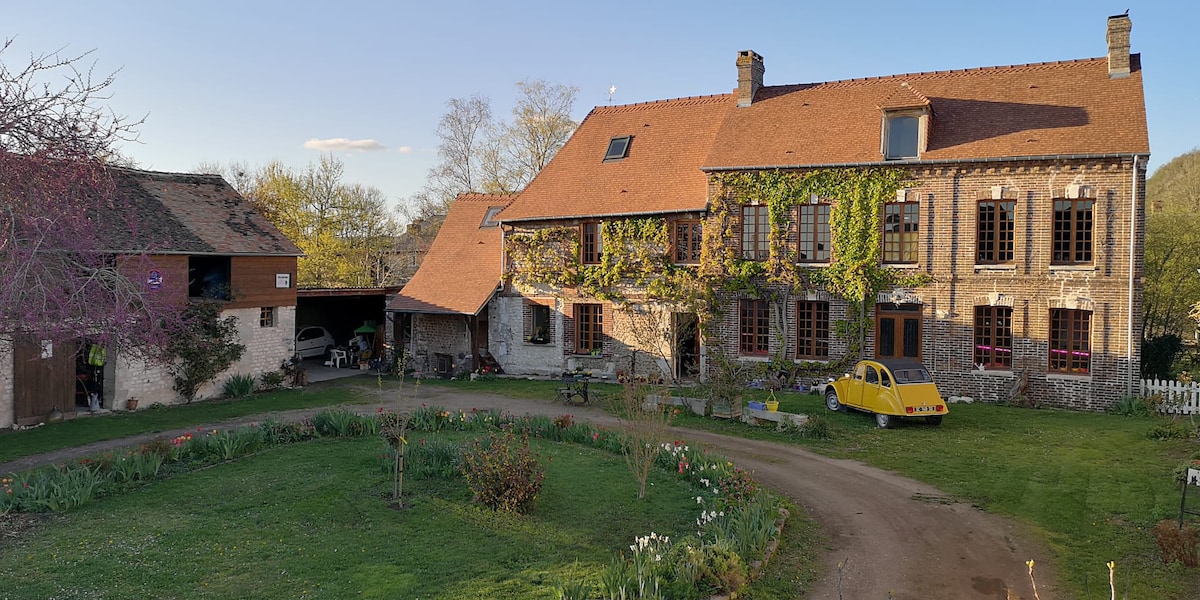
top-left (388, 194), bottom-right (515, 315)
top-left (498, 95), bottom-right (733, 221)
top-left (704, 56), bottom-right (1149, 169)
top-left (877, 82), bottom-right (931, 110)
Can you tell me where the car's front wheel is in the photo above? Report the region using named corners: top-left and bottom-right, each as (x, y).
top-left (875, 413), bottom-right (893, 429)
top-left (825, 389), bottom-right (842, 412)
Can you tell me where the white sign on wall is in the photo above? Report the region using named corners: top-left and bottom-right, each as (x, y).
top-left (276, 273), bottom-right (291, 289)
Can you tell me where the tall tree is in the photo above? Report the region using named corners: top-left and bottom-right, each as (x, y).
top-left (498, 79), bottom-right (579, 190)
top-left (0, 39), bottom-right (182, 354)
top-left (1142, 150), bottom-right (1200, 376)
top-left (1143, 151), bottom-right (1200, 344)
top-left (404, 79), bottom-right (578, 221)
top-left (239, 155), bottom-right (400, 288)
top-left (192, 159), bottom-right (254, 195)
top-left (1147, 149), bottom-right (1200, 214)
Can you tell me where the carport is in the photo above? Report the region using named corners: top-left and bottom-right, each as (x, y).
top-left (296, 287), bottom-right (402, 350)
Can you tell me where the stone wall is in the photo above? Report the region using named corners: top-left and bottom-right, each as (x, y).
top-left (493, 292), bottom-right (684, 380)
top-left (109, 306), bottom-right (297, 410)
top-left (489, 296), bottom-right (564, 376)
top-left (408, 313), bottom-right (471, 377)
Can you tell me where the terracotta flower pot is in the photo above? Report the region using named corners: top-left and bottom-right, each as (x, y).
top-left (126, 398), bottom-right (139, 411)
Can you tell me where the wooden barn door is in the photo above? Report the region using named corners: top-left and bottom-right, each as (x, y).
top-left (13, 339), bottom-right (75, 425)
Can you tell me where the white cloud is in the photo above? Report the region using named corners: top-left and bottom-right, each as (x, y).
top-left (397, 146), bottom-right (413, 154)
top-left (302, 138), bottom-right (387, 152)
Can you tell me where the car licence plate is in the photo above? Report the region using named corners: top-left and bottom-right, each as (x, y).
top-left (913, 405), bottom-right (937, 413)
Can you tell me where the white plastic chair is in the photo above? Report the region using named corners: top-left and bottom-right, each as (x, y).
top-left (326, 349), bottom-right (348, 369)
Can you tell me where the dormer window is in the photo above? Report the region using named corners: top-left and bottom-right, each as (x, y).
top-left (480, 206), bottom-right (504, 228)
top-left (884, 115), bottom-right (919, 160)
top-left (604, 136), bottom-right (632, 161)
top-left (878, 82), bottom-right (931, 161)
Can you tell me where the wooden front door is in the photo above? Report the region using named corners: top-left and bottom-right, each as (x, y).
top-left (875, 303), bottom-right (923, 361)
top-left (14, 339), bottom-right (76, 425)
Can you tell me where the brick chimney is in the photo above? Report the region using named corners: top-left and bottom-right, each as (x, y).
top-left (736, 50), bottom-right (765, 107)
top-left (1106, 12), bottom-right (1131, 79)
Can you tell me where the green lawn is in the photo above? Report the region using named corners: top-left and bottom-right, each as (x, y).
top-left (2, 434), bottom-right (785, 598)
top-left (670, 389), bottom-right (1200, 599)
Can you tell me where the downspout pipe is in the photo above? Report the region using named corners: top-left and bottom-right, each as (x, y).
top-left (1127, 154), bottom-right (1139, 399)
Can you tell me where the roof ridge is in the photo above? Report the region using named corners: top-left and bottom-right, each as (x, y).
top-left (768, 56), bottom-right (1107, 90)
top-left (110, 165), bottom-right (226, 181)
top-left (455, 192), bottom-right (519, 202)
top-left (590, 93), bottom-right (733, 113)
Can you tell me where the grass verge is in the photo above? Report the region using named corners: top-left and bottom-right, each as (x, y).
top-left (0, 385), bottom-right (366, 463)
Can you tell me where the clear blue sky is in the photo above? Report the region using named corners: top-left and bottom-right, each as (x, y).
top-left (7, 1), bottom-right (1196, 218)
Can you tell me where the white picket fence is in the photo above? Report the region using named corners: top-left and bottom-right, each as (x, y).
top-left (1140, 378), bottom-right (1200, 414)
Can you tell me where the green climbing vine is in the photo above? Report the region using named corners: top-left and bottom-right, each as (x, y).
top-left (503, 167), bottom-right (935, 365)
top-left (504, 226), bottom-right (578, 289)
top-left (711, 168), bottom-right (934, 359)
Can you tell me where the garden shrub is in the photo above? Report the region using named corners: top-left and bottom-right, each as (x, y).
top-left (1151, 519), bottom-right (1199, 567)
top-left (258, 370), bottom-right (286, 391)
top-left (664, 539), bottom-right (707, 599)
top-left (167, 300), bottom-right (245, 402)
top-left (460, 426), bottom-right (545, 513)
top-left (222, 373), bottom-right (256, 398)
top-left (1147, 418), bottom-right (1197, 440)
top-left (702, 539), bottom-right (747, 594)
top-left (259, 418), bottom-right (318, 444)
top-left (714, 467), bottom-right (760, 511)
top-left (1108, 395), bottom-right (1154, 417)
top-left (800, 413), bottom-right (831, 439)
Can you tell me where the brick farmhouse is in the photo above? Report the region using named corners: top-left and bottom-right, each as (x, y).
top-left (391, 14), bottom-right (1148, 410)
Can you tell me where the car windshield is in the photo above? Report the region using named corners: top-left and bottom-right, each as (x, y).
top-left (891, 367), bottom-right (932, 384)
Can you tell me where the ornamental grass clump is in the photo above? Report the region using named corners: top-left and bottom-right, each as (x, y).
top-left (312, 409), bottom-right (377, 437)
top-left (221, 373), bottom-right (256, 398)
top-left (460, 426), bottom-right (545, 513)
top-left (378, 436), bottom-right (461, 480)
top-left (110, 449), bottom-right (166, 483)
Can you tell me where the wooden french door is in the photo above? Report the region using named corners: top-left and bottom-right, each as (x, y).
top-left (875, 303), bottom-right (923, 361)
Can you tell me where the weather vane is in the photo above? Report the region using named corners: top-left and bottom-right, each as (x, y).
top-left (608, 84), bottom-right (616, 105)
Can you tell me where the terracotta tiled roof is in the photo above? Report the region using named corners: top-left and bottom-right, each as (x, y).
top-left (497, 94), bottom-right (733, 222)
top-left (102, 167), bottom-right (302, 255)
top-left (704, 56), bottom-right (1149, 169)
top-left (388, 194), bottom-right (515, 315)
top-left (877, 82), bottom-right (931, 110)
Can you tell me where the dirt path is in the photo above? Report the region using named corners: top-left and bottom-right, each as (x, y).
top-left (0, 383), bottom-right (1062, 599)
